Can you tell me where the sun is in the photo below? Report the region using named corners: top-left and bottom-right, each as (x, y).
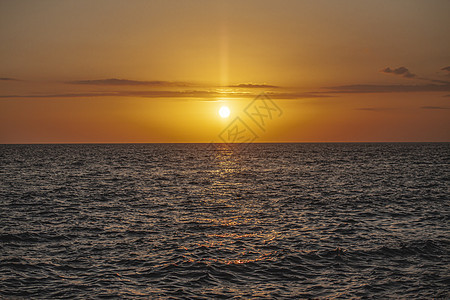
top-left (219, 106), bottom-right (230, 118)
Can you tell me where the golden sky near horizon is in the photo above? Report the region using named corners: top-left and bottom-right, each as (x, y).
top-left (0, 0), bottom-right (449, 143)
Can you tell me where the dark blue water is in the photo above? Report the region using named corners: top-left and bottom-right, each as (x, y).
top-left (0, 143), bottom-right (449, 298)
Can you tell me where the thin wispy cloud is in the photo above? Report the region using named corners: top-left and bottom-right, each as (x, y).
top-left (266, 92), bottom-right (331, 99)
top-left (0, 89), bottom-right (331, 100)
top-left (420, 106), bottom-right (449, 110)
top-left (322, 66), bottom-right (450, 94)
top-left (3, 68), bottom-right (450, 101)
top-left (356, 107), bottom-right (391, 112)
top-left (0, 90), bottom-right (215, 99)
top-left (326, 83), bottom-right (450, 94)
top-left (441, 66), bottom-right (450, 76)
top-left (382, 66), bottom-right (416, 78)
top-left (227, 83), bottom-right (279, 88)
top-left (427, 78), bottom-right (450, 84)
top-left (68, 78), bottom-right (193, 87)
top-left (0, 77), bottom-right (323, 100)
top-left (0, 92), bottom-right (119, 98)
top-left (0, 90), bottom-right (248, 99)
top-left (70, 79), bottom-right (282, 89)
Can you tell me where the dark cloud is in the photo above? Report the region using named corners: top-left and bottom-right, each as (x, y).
top-left (382, 66), bottom-right (416, 78)
top-left (441, 66), bottom-right (450, 77)
top-left (0, 77), bottom-right (19, 81)
top-left (420, 106), bottom-right (449, 110)
top-left (326, 83), bottom-right (450, 93)
top-left (227, 83), bottom-right (279, 88)
top-left (68, 78), bottom-right (192, 87)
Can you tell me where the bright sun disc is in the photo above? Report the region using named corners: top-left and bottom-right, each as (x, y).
top-left (219, 106), bottom-right (230, 118)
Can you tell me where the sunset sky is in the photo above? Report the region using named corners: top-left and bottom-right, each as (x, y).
top-left (1, 0), bottom-right (449, 143)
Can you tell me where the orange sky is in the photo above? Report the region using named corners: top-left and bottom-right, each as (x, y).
top-left (1, 0), bottom-right (449, 143)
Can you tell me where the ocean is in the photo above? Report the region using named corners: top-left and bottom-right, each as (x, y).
top-left (0, 143), bottom-right (449, 298)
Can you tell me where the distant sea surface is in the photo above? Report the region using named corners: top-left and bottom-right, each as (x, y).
top-left (0, 143), bottom-right (449, 299)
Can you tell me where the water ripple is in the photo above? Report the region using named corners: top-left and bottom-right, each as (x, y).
top-left (0, 143), bottom-right (449, 298)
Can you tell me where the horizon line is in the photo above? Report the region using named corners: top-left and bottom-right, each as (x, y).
top-left (1, 141), bottom-right (449, 145)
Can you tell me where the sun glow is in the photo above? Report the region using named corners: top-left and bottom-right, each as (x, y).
top-left (219, 106), bottom-right (231, 118)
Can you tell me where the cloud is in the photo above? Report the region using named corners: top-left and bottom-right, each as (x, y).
top-left (0, 91), bottom-right (210, 99)
top-left (266, 92), bottom-right (331, 99)
top-left (441, 66), bottom-right (450, 77)
top-left (227, 83), bottom-right (279, 88)
top-left (427, 78), bottom-right (450, 84)
top-left (69, 78), bottom-right (285, 89)
top-left (326, 83), bottom-right (450, 93)
top-left (420, 106), bottom-right (449, 110)
top-left (382, 66), bottom-right (450, 83)
top-left (0, 89), bottom-right (331, 100)
top-left (382, 66), bottom-right (417, 78)
top-left (356, 107), bottom-right (391, 112)
top-left (0, 92), bottom-right (119, 98)
top-left (68, 78), bottom-right (192, 87)
top-left (0, 77), bottom-right (19, 81)
top-left (0, 90), bottom-right (248, 99)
